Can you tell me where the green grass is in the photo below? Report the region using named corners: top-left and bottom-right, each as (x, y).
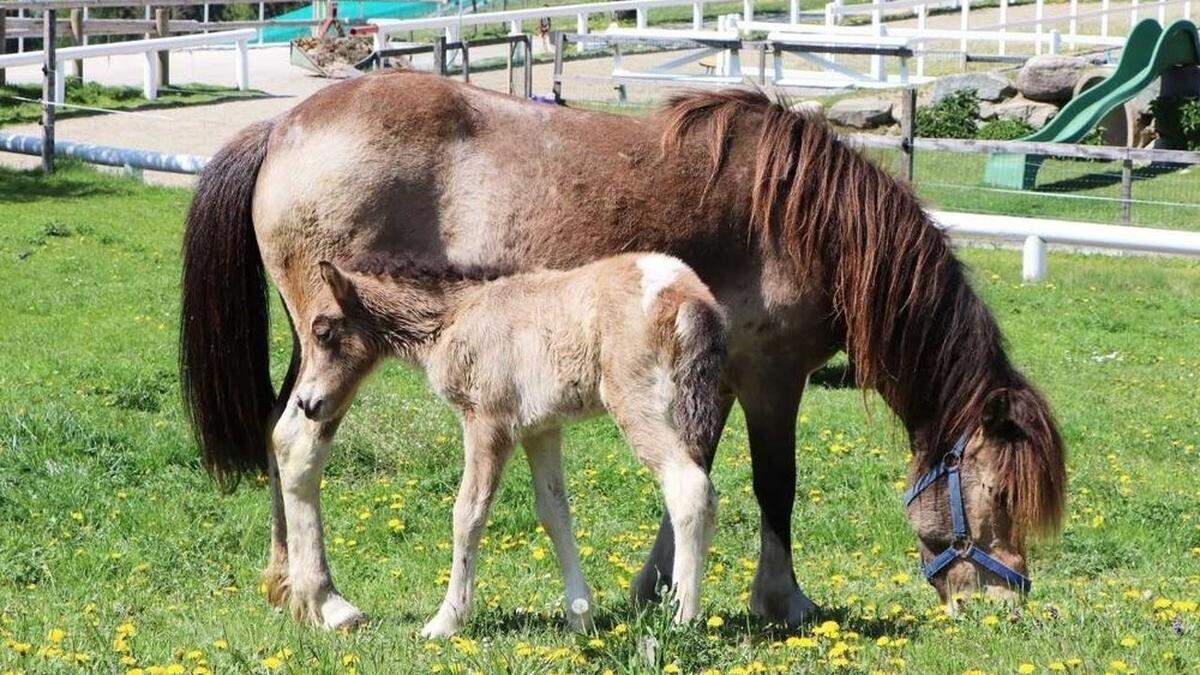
top-left (1, 162), bottom-right (1199, 674)
top-left (0, 79), bottom-right (264, 127)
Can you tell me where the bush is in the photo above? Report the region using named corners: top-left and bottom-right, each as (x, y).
top-left (1149, 95), bottom-right (1200, 150)
top-left (915, 90), bottom-right (979, 139)
top-left (976, 118), bottom-right (1035, 140)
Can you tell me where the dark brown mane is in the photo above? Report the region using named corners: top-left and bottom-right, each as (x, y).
top-left (347, 253), bottom-right (517, 285)
top-left (660, 90), bottom-right (1064, 534)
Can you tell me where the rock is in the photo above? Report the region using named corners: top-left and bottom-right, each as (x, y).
top-left (826, 97), bottom-right (894, 129)
top-left (979, 101), bottom-right (998, 120)
top-left (1017, 56), bottom-right (1093, 103)
top-left (931, 72), bottom-right (1015, 104)
top-left (992, 97), bottom-right (1059, 128)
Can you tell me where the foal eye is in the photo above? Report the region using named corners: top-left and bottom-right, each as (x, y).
top-left (313, 322), bottom-right (333, 344)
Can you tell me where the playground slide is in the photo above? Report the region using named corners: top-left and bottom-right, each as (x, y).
top-left (984, 19), bottom-right (1200, 190)
top-left (260, 1), bottom-right (440, 43)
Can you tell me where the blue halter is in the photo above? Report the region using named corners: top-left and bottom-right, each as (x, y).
top-left (902, 434), bottom-right (1032, 593)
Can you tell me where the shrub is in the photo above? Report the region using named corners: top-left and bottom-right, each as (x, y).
top-left (915, 90), bottom-right (979, 139)
top-left (1149, 95), bottom-right (1200, 150)
top-left (976, 118), bottom-right (1035, 140)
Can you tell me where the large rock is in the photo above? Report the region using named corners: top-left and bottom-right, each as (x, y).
top-left (992, 97), bottom-right (1059, 128)
top-left (826, 97), bottom-right (894, 129)
top-left (1017, 56), bottom-right (1093, 103)
top-left (931, 72), bottom-right (1015, 104)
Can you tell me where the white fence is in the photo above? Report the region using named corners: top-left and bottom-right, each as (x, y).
top-left (0, 28), bottom-right (254, 100)
top-left (932, 210), bottom-right (1200, 280)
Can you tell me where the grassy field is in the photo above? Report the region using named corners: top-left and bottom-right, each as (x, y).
top-left (0, 80), bottom-right (263, 127)
top-left (1, 162), bottom-right (1199, 674)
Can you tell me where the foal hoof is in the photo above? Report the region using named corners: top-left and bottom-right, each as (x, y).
top-left (750, 587), bottom-right (817, 628)
top-left (322, 595), bottom-right (368, 631)
top-left (419, 615), bottom-right (461, 639)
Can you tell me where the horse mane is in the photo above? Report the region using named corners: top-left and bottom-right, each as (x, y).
top-left (660, 89), bottom-right (1064, 535)
top-left (347, 253), bottom-right (517, 285)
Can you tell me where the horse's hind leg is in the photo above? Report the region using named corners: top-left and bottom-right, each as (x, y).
top-left (272, 400), bottom-right (364, 630)
top-left (618, 416), bottom-right (716, 624)
top-left (522, 427), bottom-right (594, 632)
top-left (632, 394), bottom-right (732, 607)
top-left (263, 324), bottom-right (300, 608)
top-left (422, 418), bottom-right (514, 638)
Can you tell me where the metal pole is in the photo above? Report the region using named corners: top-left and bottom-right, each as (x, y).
top-left (155, 8), bottom-right (169, 86)
top-left (523, 34), bottom-right (532, 98)
top-left (1120, 158), bottom-right (1133, 226)
top-left (461, 40), bottom-right (470, 82)
top-left (506, 38), bottom-right (514, 95)
top-left (900, 86), bottom-right (916, 182)
top-left (42, 9), bottom-right (56, 173)
top-left (70, 8), bottom-right (83, 79)
top-left (552, 31), bottom-right (564, 104)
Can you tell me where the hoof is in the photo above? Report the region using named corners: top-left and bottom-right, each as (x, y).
top-left (420, 613), bottom-right (461, 639)
top-left (630, 568), bottom-right (671, 608)
top-left (750, 587), bottom-right (817, 628)
top-left (565, 597), bottom-right (595, 633)
top-left (289, 589), bottom-right (366, 631)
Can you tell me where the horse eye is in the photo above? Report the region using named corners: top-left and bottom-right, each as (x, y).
top-left (313, 322), bottom-right (333, 344)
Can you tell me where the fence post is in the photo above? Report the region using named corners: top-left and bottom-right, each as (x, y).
top-left (1035, 0), bottom-right (1044, 54)
top-left (1185, 0), bottom-right (1191, 21)
top-left (999, 0), bottom-right (1007, 55)
top-left (0, 12), bottom-right (6, 87)
top-left (258, 1), bottom-right (265, 44)
top-left (42, 8), bottom-right (56, 173)
top-left (1130, 0), bottom-right (1139, 25)
top-left (155, 8), bottom-right (169, 87)
top-left (694, 1), bottom-right (705, 28)
top-left (636, 7), bottom-right (648, 28)
top-left (1120, 157), bottom-right (1133, 225)
top-left (143, 50), bottom-right (158, 99)
top-left (524, 34), bottom-right (532, 98)
top-left (917, 3), bottom-right (926, 76)
top-left (460, 40), bottom-right (470, 83)
top-left (1022, 236), bottom-right (1047, 282)
top-left (433, 35), bottom-right (446, 75)
top-left (82, 6), bottom-right (89, 45)
top-left (1101, 0), bottom-right (1109, 37)
top-left (871, 0), bottom-right (882, 78)
top-left (1049, 28), bottom-right (1061, 55)
top-left (1157, 0), bottom-right (1165, 24)
top-left (743, 0), bottom-right (754, 24)
top-left (959, 0), bottom-right (969, 55)
top-left (790, 0), bottom-right (800, 24)
top-left (236, 38), bottom-right (250, 91)
top-left (1068, 0), bottom-right (1077, 48)
top-left (70, 8), bottom-right (83, 79)
top-left (54, 59), bottom-right (65, 104)
top-left (552, 31), bottom-right (565, 103)
top-left (900, 86), bottom-right (916, 182)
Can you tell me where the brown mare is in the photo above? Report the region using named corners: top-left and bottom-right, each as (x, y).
top-left (180, 71), bottom-right (1066, 630)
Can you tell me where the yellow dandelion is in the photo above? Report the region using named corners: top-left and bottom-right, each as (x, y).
top-left (664, 664), bottom-right (682, 674)
top-left (47, 628), bottom-right (66, 643)
top-left (1119, 636), bottom-right (1137, 648)
top-left (211, 640), bottom-right (228, 650)
top-left (707, 615), bottom-right (724, 629)
top-left (261, 656), bottom-right (283, 670)
top-left (1109, 660), bottom-right (1129, 673)
top-left (1017, 664), bottom-right (1035, 674)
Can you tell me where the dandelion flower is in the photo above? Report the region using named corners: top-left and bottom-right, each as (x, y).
top-left (47, 629), bottom-right (66, 644)
top-left (664, 664), bottom-right (681, 674)
top-left (261, 656), bottom-right (283, 670)
top-left (1119, 636), bottom-right (1137, 648)
top-left (707, 615), bottom-right (724, 629)
top-left (1017, 664), bottom-right (1035, 674)
top-left (571, 598), bottom-right (591, 616)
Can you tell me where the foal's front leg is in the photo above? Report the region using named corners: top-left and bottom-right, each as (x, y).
top-left (421, 418), bottom-right (514, 638)
top-left (272, 401), bottom-right (364, 630)
top-left (523, 428), bottom-right (594, 632)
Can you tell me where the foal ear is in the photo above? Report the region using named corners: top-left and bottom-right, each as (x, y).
top-left (318, 261), bottom-right (356, 307)
top-left (982, 388), bottom-right (1020, 439)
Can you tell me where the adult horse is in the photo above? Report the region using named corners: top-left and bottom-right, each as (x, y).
top-left (180, 70), bottom-right (1066, 630)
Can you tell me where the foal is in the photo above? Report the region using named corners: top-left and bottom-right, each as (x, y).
top-left (294, 253), bottom-right (727, 637)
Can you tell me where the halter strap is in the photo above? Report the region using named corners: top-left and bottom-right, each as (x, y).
top-left (902, 433), bottom-right (1032, 594)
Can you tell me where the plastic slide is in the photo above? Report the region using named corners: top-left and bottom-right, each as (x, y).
top-left (260, 1), bottom-right (441, 44)
top-left (984, 19), bottom-right (1200, 190)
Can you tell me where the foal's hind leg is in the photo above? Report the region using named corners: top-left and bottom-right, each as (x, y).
top-left (632, 394), bottom-right (733, 607)
top-left (422, 418), bottom-right (514, 638)
top-left (618, 416), bottom-right (716, 624)
top-left (522, 428), bottom-right (593, 632)
top-left (272, 401), bottom-right (364, 630)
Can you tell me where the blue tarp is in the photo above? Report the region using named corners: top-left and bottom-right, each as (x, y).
top-left (260, 1), bottom-right (443, 43)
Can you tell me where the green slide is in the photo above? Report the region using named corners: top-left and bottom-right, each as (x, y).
top-left (984, 19), bottom-right (1200, 190)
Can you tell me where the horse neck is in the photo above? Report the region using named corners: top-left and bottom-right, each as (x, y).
top-left (367, 279), bottom-right (474, 362)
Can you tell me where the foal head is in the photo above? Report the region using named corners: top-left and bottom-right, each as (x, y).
top-left (904, 386), bottom-right (1064, 609)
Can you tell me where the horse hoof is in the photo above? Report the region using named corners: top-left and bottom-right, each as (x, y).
top-left (565, 597), bottom-right (594, 633)
top-left (322, 595), bottom-right (367, 631)
top-left (419, 615), bottom-right (461, 639)
top-left (750, 587), bottom-right (818, 628)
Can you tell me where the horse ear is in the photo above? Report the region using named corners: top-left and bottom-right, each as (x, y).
top-left (318, 261), bottom-right (355, 307)
top-left (982, 388), bottom-right (1018, 438)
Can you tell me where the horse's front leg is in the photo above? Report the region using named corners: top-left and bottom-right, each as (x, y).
top-left (421, 418), bottom-right (514, 638)
top-left (272, 400), bottom-right (364, 630)
top-left (740, 365), bottom-right (815, 627)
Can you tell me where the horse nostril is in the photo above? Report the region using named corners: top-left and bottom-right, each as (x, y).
top-left (301, 397), bottom-right (324, 420)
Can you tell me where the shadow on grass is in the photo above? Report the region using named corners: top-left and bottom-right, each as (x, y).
top-left (0, 162), bottom-right (132, 203)
top-left (1035, 161), bottom-right (1187, 193)
top-left (809, 361), bottom-right (857, 390)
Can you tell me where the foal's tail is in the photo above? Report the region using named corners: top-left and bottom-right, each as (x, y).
top-left (179, 120), bottom-right (277, 491)
top-left (672, 300), bottom-right (729, 467)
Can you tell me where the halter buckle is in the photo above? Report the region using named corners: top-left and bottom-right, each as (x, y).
top-left (951, 539), bottom-right (974, 559)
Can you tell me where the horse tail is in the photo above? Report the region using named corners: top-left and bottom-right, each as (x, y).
top-left (672, 298), bottom-right (728, 468)
top-left (179, 120), bottom-right (276, 491)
